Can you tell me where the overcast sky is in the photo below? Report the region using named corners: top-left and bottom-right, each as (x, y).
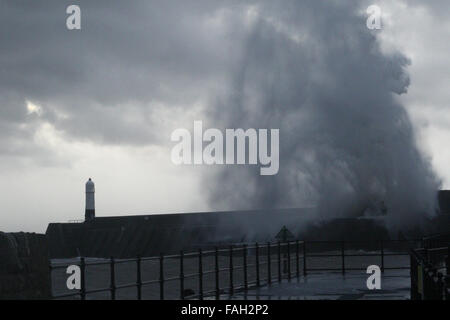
top-left (0, 0), bottom-right (449, 232)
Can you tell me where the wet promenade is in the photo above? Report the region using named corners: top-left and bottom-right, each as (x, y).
top-left (227, 270), bottom-right (410, 300)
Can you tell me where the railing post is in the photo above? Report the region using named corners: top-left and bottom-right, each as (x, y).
top-left (445, 274), bottom-right (450, 300)
top-left (421, 263), bottom-right (427, 300)
top-left (180, 251), bottom-right (184, 300)
top-left (431, 268), bottom-right (437, 300)
top-left (215, 247), bottom-right (220, 300)
top-left (287, 242), bottom-right (291, 281)
top-left (229, 245), bottom-right (234, 296)
top-left (80, 257), bottom-right (86, 300)
top-left (303, 241), bottom-right (307, 276)
top-left (410, 253), bottom-right (419, 300)
top-left (159, 253), bottom-right (164, 300)
top-left (243, 244), bottom-right (248, 290)
top-left (282, 244), bottom-right (287, 275)
top-left (446, 247), bottom-right (450, 276)
top-left (267, 242), bottom-right (271, 285)
top-left (296, 240), bottom-right (300, 279)
top-left (409, 254), bottom-right (414, 299)
top-left (255, 243), bottom-right (260, 287)
top-left (429, 267), bottom-right (434, 301)
top-left (436, 272), bottom-right (444, 300)
top-left (380, 240), bottom-right (385, 273)
top-left (426, 268), bottom-right (432, 300)
top-left (110, 256), bottom-right (116, 300)
top-left (277, 241), bottom-right (281, 282)
top-left (137, 255), bottom-right (142, 300)
top-left (341, 241), bottom-right (345, 275)
top-left (433, 270), bottom-right (439, 300)
top-left (198, 248), bottom-right (203, 300)
top-left (423, 266), bottom-right (432, 300)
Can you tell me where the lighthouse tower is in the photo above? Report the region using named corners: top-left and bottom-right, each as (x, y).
top-left (85, 178), bottom-right (95, 221)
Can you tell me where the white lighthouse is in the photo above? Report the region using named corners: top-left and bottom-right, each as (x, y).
top-left (85, 178), bottom-right (95, 221)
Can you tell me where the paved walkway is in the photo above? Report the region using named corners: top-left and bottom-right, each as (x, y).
top-left (228, 270), bottom-right (411, 300)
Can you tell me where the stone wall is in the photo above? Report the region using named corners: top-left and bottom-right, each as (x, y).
top-left (0, 232), bottom-right (50, 299)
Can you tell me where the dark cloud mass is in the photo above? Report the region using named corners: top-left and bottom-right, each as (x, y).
top-left (0, 0), bottom-right (239, 150)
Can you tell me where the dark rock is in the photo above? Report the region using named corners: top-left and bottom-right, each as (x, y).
top-left (0, 232), bottom-right (50, 299)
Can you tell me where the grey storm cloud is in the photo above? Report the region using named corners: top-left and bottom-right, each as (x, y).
top-left (0, 0), bottom-right (243, 149)
top-left (203, 0), bottom-right (441, 229)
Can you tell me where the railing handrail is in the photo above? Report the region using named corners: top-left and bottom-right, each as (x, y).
top-left (49, 238), bottom-right (420, 267)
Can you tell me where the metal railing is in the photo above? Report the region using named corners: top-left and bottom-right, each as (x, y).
top-left (50, 239), bottom-right (416, 300)
top-left (410, 245), bottom-right (450, 300)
